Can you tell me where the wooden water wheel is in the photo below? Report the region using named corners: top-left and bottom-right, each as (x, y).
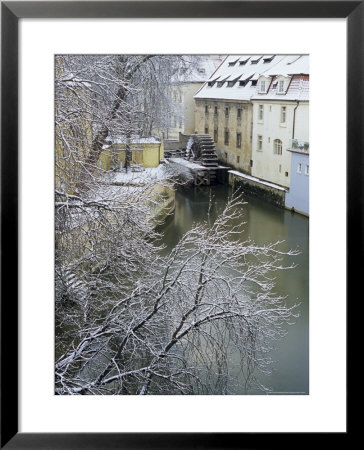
top-left (190, 134), bottom-right (219, 167)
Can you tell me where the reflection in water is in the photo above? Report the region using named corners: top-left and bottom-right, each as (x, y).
top-left (161, 185), bottom-right (309, 394)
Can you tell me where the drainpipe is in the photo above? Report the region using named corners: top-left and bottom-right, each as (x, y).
top-left (292, 100), bottom-right (299, 139)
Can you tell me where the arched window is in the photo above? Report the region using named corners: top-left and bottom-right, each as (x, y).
top-left (274, 139), bottom-right (282, 155)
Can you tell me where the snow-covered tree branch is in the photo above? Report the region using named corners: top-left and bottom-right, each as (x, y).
top-left (55, 54), bottom-right (299, 396)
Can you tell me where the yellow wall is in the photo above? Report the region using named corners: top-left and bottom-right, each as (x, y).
top-left (98, 141), bottom-right (164, 170)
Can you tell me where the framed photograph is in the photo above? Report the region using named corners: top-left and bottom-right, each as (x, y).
top-left (1, 1), bottom-right (356, 448)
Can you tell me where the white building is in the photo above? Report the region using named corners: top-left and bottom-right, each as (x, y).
top-left (194, 54), bottom-right (309, 176)
top-left (166, 55), bottom-right (223, 139)
top-left (251, 55), bottom-right (309, 187)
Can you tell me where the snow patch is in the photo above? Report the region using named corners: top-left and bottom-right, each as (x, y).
top-left (229, 170), bottom-right (287, 191)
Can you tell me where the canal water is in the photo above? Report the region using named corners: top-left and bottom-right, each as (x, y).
top-left (160, 184), bottom-right (309, 395)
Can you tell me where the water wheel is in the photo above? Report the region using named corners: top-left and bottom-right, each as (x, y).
top-left (191, 134), bottom-right (219, 167)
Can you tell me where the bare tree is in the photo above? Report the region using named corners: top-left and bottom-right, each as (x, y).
top-left (55, 54), bottom-right (187, 191)
top-left (55, 190), bottom-right (298, 395)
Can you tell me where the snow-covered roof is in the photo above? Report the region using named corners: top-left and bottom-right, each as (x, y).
top-left (108, 165), bottom-right (171, 186)
top-left (251, 75), bottom-right (309, 101)
top-left (168, 157), bottom-right (207, 170)
top-left (194, 54), bottom-right (309, 101)
top-left (107, 135), bottom-right (161, 145)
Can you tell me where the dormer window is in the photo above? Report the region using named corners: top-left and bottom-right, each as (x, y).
top-left (198, 68), bottom-right (206, 73)
top-left (259, 80), bottom-right (267, 93)
top-left (227, 81), bottom-right (236, 87)
top-left (251, 56), bottom-right (262, 64)
top-left (228, 59), bottom-right (239, 67)
top-left (276, 76), bottom-right (290, 94)
top-left (239, 57), bottom-right (250, 65)
top-left (217, 81), bottom-right (224, 88)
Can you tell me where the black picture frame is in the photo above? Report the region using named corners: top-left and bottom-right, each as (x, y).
top-left (1, 1), bottom-right (356, 448)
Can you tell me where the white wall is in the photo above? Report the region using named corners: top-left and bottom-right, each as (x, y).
top-left (294, 103), bottom-right (309, 141)
top-left (252, 101), bottom-right (309, 187)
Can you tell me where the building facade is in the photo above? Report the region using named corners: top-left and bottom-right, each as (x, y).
top-left (194, 54), bottom-right (309, 214)
top-left (251, 57), bottom-right (309, 187)
top-left (194, 98), bottom-right (253, 173)
top-left (166, 55), bottom-right (223, 140)
top-left (285, 144), bottom-right (309, 215)
top-left (98, 136), bottom-right (164, 170)
top-left (194, 55), bottom-right (309, 180)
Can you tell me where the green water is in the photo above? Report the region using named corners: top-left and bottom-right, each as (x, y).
top-left (161, 184), bottom-right (309, 395)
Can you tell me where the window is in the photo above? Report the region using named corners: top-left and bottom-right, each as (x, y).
top-left (278, 80), bottom-right (285, 93)
top-left (237, 108), bottom-right (241, 119)
top-left (205, 105), bottom-right (208, 114)
top-left (297, 163), bottom-right (302, 173)
top-left (224, 129), bottom-right (229, 145)
top-left (224, 152), bottom-right (228, 160)
top-left (217, 81), bottom-right (224, 87)
top-left (214, 106), bottom-right (218, 115)
top-left (227, 81), bottom-right (236, 87)
top-left (285, 171), bottom-right (289, 177)
top-left (258, 104), bottom-right (264, 121)
top-left (214, 129), bottom-right (218, 143)
top-left (205, 127), bottom-right (209, 134)
top-left (251, 56), bottom-right (262, 64)
top-left (281, 106), bottom-right (287, 124)
top-left (273, 139), bottom-right (282, 155)
top-left (260, 80), bottom-right (266, 92)
top-left (257, 135), bottom-right (263, 151)
top-left (305, 165), bottom-right (309, 175)
top-left (237, 156), bottom-right (240, 163)
top-left (250, 160), bottom-right (253, 167)
top-left (225, 107), bottom-right (229, 118)
top-left (236, 133), bottom-right (242, 148)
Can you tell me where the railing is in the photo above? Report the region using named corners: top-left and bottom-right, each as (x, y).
top-left (289, 139), bottom-right (309, 153)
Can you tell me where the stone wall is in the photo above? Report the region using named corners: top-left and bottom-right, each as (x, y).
top-left (229, 171), bottom-right (286, 208)
top-left (195, 99), bottom-right (253, 174)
